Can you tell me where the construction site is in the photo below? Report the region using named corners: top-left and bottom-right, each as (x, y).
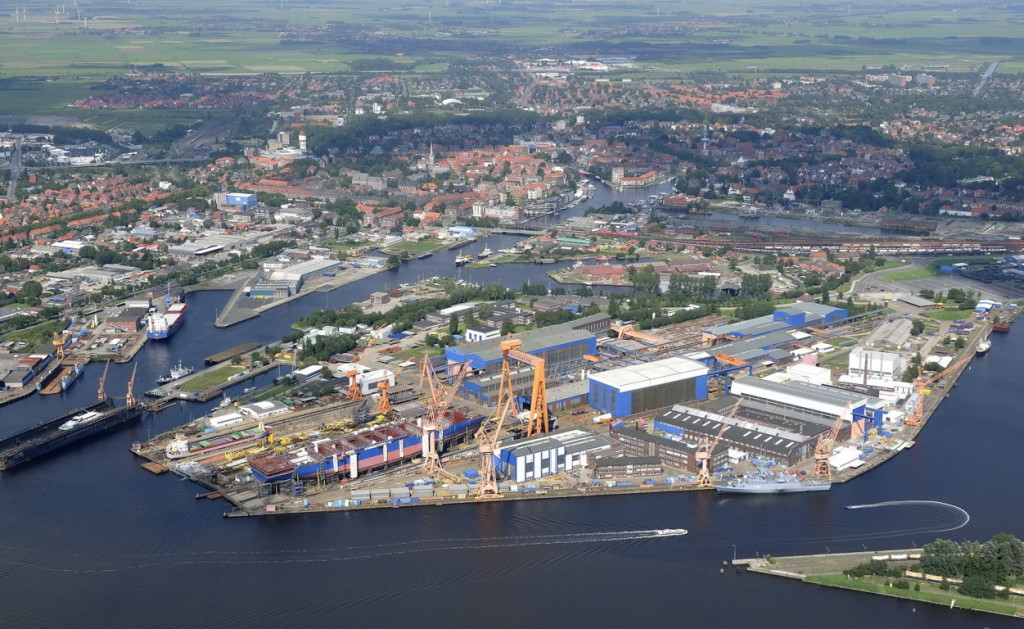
top-left (126, 293), bottom-right (1004, 516)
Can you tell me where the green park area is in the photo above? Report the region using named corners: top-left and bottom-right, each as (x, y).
top-left (805, 575), bottom-right (1020, 616)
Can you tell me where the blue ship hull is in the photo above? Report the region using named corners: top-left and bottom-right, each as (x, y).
top-left (250, 415), bottom-right (484, 483)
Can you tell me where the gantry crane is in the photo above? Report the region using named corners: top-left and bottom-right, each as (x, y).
top-left (375, 381), bottom-right (392, 415)
top-left (812, 408), bottom-right (848, 480)
top-left (610, 324), bottom-right (666, 351)
top-left (52, 331), bottom-right (69, 361)
top-left (694, 397), bottom-right (741, 488)
top-left (501, 338), bottom-right (549, 437)
top-left (475, 339), bottom-right (520, 497)
top-left (906, 356), bottom-right (971, 426)
top-left (418, 356), bottom-right (468, 480)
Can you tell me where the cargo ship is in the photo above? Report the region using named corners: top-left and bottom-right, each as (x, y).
top-left (165, 427), bottom-right (267, 460)
top-left (146, 302), bottom-right (188, 340)
top-left (715, 469), bottom-right (831, 494)
top-left (976, 338), bottom-right (991, 355)
top-left (0, 399), bottom-right (145, 470)
top-left (248, 411), bottom-right (485, 483)
top-left (38, 362), bottom-right (85, 395)
top-left (993, 321), bottom-right (1010, 333)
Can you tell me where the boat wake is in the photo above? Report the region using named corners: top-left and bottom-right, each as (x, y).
top-left (844, 500), bottom-right (969, 533)
top-left (0, 529), bottom-right (686, 575)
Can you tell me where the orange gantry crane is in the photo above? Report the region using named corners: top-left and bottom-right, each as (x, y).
top-left (694, 397), bottom-right (742, 488)
top-left (475, 339), bottom-right (521, 497)
top-left (418, 357), bottom-right (468, 480)
top-left (812, 410), bottom-right (848, 480)
top-left (906, 356), bottom-right (971, 426)
top-left (501, 338), bottom-right (550, 437)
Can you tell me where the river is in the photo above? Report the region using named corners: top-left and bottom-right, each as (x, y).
top-left (0, 182), bottom-right (1018, 628)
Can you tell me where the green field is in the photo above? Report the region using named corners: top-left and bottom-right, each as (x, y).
top-left (381, 238), bottom-right (446, 255)
top-left (806, 574), bottom-right (1021, 617)
top-left (883, 267), bottom-right (941, 281)
top-left (0, 0), bottom-right (1021, 80)
top-left (177, 364), bottom-right (246, 393)
top-left (0, 317), bottom-right (65, 353)
top-left (923, 308), bottom-right (977, 321)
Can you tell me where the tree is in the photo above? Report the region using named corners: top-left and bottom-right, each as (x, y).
top-left (477, 303), bottom-right (494, 320)
top-left (449, 312), bottom-right (459, 336)
top-left (386, 254), bottom-right (401, 270)
top-left (18, 280), bottom-right (42, 301)
top-left (500, 318), bottom-right (515, 336)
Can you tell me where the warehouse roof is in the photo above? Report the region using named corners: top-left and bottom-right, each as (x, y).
top-left (447, 322), bottom-right (595, 365)
top-left (655, 405), bottom-right (812, 457)
top-left (589, 356), bottom-right (708, 392)
top-left (733, 376), bottom-right (880, 407)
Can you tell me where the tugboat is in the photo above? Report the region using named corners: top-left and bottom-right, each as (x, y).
top-left (455, 254), bottom-right (472, 267)
top-left (156, 360), bottom-right (195, 385)
top-left (478, 247), bottom-right (493, 259)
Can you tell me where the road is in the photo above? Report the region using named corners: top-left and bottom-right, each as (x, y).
top-left (848, 261), bottom-right (912, 297)
top-left (6, 139), bottom-right (21, 205)
top-left (973, 61), bottom-right (1000, 97)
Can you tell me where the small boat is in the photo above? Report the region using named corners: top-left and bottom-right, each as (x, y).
top-left (488, 262), bottom-right (498, 267)
top-left (418, 252), bottom-right (433, 259)
top-left (976, 338), bottom-right (991, 354)
top-left (654, 528), bottom-right (688, 536)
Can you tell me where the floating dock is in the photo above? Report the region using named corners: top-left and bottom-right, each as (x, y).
top-left (204, 343), bottom-right (262, 365)
top-left (0, 399), bottom-right (145, 470)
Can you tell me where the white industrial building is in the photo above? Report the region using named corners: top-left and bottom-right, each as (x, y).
top-left (847, 347), bottom-right (902, 381)
top-left (784, 362), bottom-right (833, 386)
top-left (239, 400), bottom-right (291, 421)
top-left (465, 326), bottom-right (501, 343)
top-left (495, 429), bottom-right (617, 483)
top-left (269, 258), bottom-right (342, 283)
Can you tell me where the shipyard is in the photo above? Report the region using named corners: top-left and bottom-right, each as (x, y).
top-left (112, 258), bottom-right (1010, 516)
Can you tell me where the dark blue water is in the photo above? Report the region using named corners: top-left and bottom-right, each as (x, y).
top-left (0, 183), bottom-right (1019, 627)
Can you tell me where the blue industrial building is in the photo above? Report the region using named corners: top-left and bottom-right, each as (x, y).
top-left (447, 320), bottom-right (597, 405)
top-left (589, 356), bottom-right (709, 418)
top-left (226, 193), bottom-right (258, 210)
top-left (702, 303), bottom-right (847, 345)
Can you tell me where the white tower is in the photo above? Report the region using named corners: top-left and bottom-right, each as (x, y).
top-left (298, 132), bottom-right (307, 152)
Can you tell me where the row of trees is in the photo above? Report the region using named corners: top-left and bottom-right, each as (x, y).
top-left (920, 535), bottom-right (1024, 599)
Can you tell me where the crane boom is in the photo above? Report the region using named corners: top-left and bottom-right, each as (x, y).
top-left (906, 356), bottom-right (971, 426)
top-left (694, 397), bottom-right (741, 488)
top-left (812, 406), bottom-right (849, 480)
